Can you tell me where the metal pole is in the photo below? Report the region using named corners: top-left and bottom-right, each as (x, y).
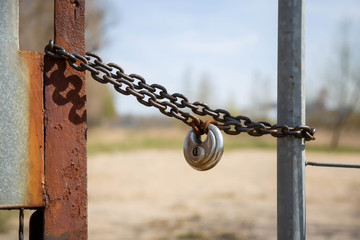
top-left (277, 0), bottom-right (306, 240)
top-left (44, 0), bottom-right (87, 239)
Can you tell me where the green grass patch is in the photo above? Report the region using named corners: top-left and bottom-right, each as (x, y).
top-left (88, 133), bottom-right (360, 155)
top-left (225, 138), bottom-right (276, 150)
top-left (87, 135), bottom-right (278, 155)
top-left (306, 144), bottom-right (360, 154)
top-left (88, 137), bottom-right (183, 155)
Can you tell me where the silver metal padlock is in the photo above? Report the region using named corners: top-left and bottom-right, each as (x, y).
top-left (183, 124), bottom-right (224, 171)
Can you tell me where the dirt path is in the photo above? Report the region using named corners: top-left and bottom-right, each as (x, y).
top-left (88, 149), bottom-right (360, 240)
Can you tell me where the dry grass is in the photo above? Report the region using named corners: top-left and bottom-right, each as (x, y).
top-left (86, 149), bottom-right (359, 239)
top-left (87, 127), bottom-right (360, 155)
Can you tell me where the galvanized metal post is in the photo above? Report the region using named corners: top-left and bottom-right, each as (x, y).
top-left (277, 0), bottom-right (306, 240)
top-left (0, 0), bottom-right (44, 209)
top-left (44, 0), bottom-right (87, 239)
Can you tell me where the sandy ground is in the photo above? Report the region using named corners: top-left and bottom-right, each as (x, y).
top-left (1, 149), bottom-right (359, 240)
top-left (87, 149), bottom-right (360, 240)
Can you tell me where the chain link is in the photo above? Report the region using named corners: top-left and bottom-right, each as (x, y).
top-left (45, 40), bottom-right (316, 141)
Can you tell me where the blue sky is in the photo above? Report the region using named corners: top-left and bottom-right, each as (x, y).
top-left (99, 0), bottom-right (360, 117)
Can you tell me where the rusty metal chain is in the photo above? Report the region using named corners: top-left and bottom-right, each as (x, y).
top-left (45, 40), bottom-right (315, 141)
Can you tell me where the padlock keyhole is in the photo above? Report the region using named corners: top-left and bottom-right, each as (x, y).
top-left (192, 146), bottom-right (200, 156)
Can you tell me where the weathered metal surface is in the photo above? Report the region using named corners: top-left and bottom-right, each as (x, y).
top-left (0, 0), bottom-right (44, 209)
top-left (21, 51), bottom-right (45, 208)
top-left (277, 0), bottom-right (306, 239)
top-left (44, 0), bottom-right (87, 239)
top-left (183, 124), bottom-right (224, 171)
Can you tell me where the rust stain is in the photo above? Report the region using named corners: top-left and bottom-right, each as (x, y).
top-left (20, 51), bottom-right (45, 208)
top-left (44, 0), bottom-right (87, 239)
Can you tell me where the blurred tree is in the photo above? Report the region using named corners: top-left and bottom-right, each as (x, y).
top-left (306, 88), bottom-right (332, 128)
top-left (250, 71), bottom-right (275, 120)
top-left (19, 0), bottom-right (116, 127)
top-left (197, 73), bottom-right (212, 105)
top-left (181, 66), bottom-right (193, 100)
top-left (326, 22), bottom-right (360, 147)
top-left (226, 91), bottom-right (240, 116)
top-left (313, 88), bottom-right (328, 113)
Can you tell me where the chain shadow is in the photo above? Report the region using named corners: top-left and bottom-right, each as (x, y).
top-left (44, 58), bottom-right (86, 125)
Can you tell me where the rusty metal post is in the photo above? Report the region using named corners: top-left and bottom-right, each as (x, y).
top-left (43, 0), bottom-right (87, 239)
top-left (0, 0), bottom-right (44, 209)
top-left (277, 0), bottom-right (306, 239)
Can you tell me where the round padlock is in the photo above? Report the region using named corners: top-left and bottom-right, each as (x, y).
top-left (183, 124), bottom-right (224, 171)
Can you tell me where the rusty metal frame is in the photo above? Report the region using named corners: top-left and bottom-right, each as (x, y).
top-left (42, 0), bottom-right (87, 239)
